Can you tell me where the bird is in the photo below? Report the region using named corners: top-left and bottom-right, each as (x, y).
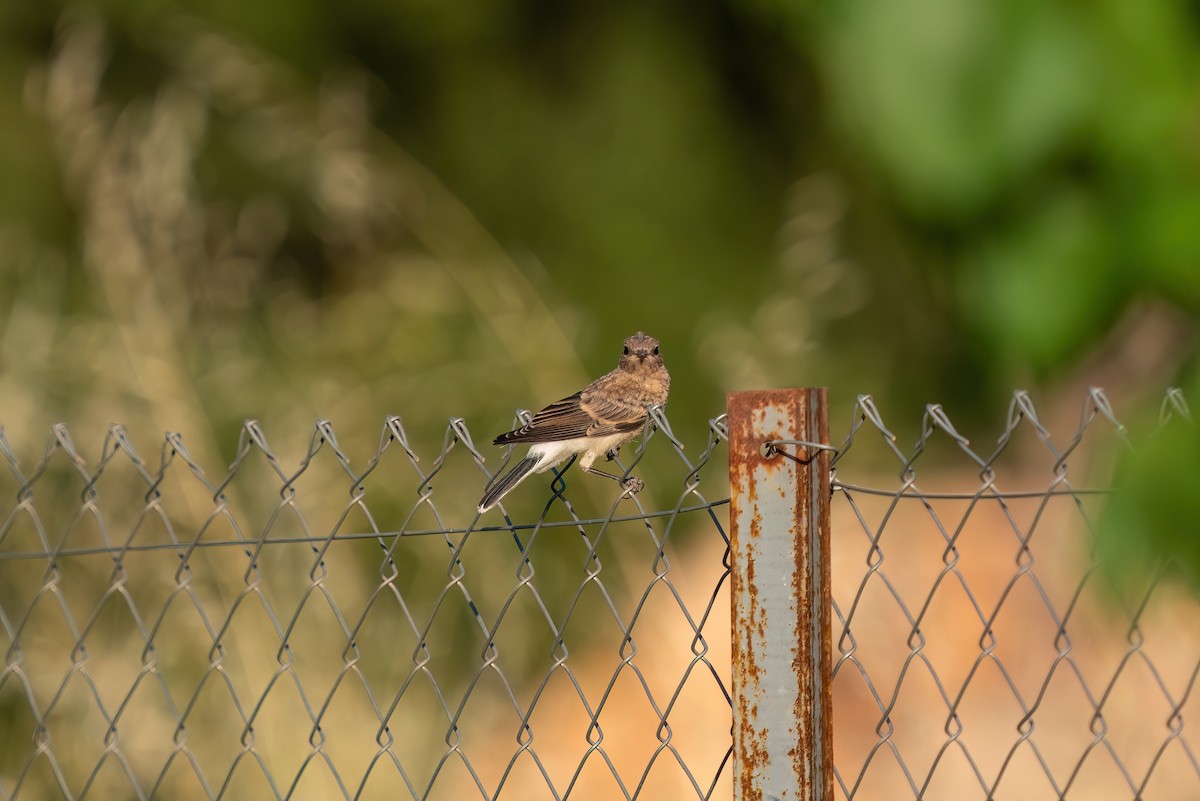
top-left (477, 331), bottom-right (671, 513)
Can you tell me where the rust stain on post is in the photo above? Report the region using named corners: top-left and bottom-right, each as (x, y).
top-left (728, 388), bottom-right (832, 801)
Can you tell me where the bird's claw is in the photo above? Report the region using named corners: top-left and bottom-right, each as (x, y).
top-left (620, 476), bottom-right (645, 495)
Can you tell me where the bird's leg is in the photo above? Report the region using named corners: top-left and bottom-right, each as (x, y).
top-left (581, 465), bottom-right (622, 482)
top-left (605, 444), bottom-right (622, 461)
top-left (581, 464), bottom-right (645, 495)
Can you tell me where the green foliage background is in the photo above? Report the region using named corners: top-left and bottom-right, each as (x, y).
top-left (0, 1), bottom-right (1197, 560)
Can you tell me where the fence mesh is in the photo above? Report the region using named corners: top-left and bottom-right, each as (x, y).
top-left (1, 389), bottom-right (1197, 800)
top-left (0, 409), bottom-right (733, 800)
top-left (828, 388), bottom-right (1199, 801)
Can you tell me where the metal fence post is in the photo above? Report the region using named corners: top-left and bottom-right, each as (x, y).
top-left (728, 388), bottom-right (833, 801)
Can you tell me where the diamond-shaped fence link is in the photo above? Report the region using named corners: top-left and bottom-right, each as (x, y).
top-left (1, 389), bottom-right (1197, 801)
top-left (827, 388), bottom-right (1199, 801)
top-left (0, 409), bottom-right (733, 800)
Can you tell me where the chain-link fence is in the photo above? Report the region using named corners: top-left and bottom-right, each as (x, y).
top-left (0, 409), bottom-right (733, 800)
top-left (827, 388), bottom-right (1198, 801)
top-left (1, 389), bottom-right (1196, 800)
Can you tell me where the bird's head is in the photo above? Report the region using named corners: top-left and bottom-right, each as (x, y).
top-left (618, 331), bottom-right (664, 373)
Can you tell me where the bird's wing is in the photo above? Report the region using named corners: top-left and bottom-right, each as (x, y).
top-left (579, 387), bottom-right (648, 436)
top-left (493, 392), bottom-right (593, 444)
top-left (493, 388), bottom-right (646, 445)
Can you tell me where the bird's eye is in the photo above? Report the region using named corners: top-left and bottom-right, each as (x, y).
top-left (652, 346), bottom-right (660, 355)
top-left (623, 346), bottom-right (631, 355)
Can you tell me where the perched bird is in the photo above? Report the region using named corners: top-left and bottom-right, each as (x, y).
top-left (477, 332), bottom-right (671, 513)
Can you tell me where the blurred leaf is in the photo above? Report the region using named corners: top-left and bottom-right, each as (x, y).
top-left (814, 0), bottom-right (1093, 216)
top-left (1095, 385), bottom-right (1200, 590)
top-left (1132, 185), bottom-right (1200, 306)
top-left (964, 189), bottom-right (1119, 370)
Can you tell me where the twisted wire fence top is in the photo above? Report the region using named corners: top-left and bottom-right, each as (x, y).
top-left (0, 408), bottom-right (733, 801)
top-left (1, 387), bottom-right (1196, 801)
top-left (825, 387), bottom-right (1198, 801)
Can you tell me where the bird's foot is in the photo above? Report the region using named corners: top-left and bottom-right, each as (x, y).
top-left (620, 476), bottom-right (645, 495)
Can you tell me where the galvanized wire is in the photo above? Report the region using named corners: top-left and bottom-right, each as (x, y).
top-left (3, 388), bottom-right (1196, 800)
top-left (0, 409), bottom-right (733, 800)
top-left (828, 388), bottom-right (1200, 800)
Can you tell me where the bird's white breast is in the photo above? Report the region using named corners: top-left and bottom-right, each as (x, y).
top-left (528, 433), bottom-right (633, 473)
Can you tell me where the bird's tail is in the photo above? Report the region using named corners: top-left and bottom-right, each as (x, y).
top-left (478, 456), bottom-right (540, 513)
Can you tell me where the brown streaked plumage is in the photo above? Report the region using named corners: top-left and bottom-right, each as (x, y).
top-left (478, 332), bottom-right (670, 513)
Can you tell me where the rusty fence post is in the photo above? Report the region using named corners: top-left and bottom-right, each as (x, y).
top-left (728, 388), bottom-right (833, 801)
